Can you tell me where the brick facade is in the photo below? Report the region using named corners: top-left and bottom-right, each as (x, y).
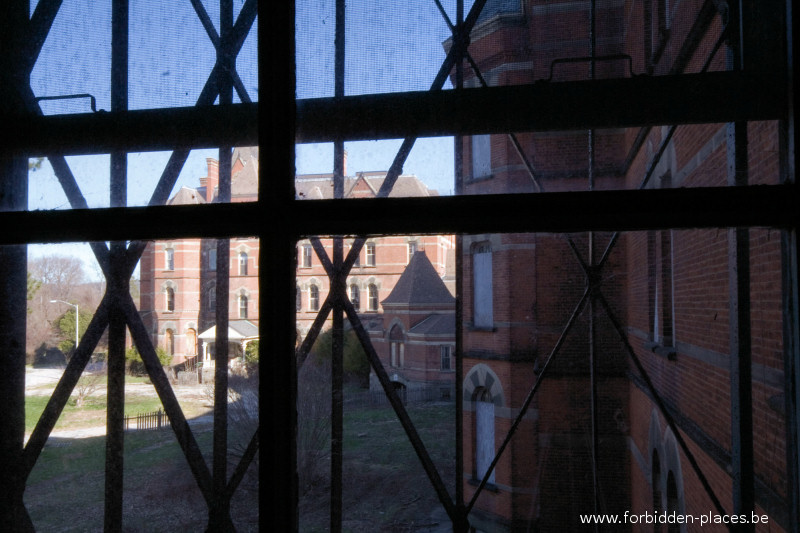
top-left (457, 1), bottom-right (787, 531)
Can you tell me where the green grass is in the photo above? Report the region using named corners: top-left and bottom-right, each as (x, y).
top-left (25, 394), bottom-right (190, 433)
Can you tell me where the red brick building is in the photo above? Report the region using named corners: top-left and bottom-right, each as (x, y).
top-left (295, 172), bottom-right (455, 340)
top-left (140, 151), bottom-right (456, 370)
top-left (457, 1), bottom-right (787, 531)
top-left (368, 250), bottom-right (456, 400)
top-left (139, 147), bottom-right (260, 365)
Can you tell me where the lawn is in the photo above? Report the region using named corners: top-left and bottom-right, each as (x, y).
top-left (299, 401), bottom-right (456, 532)
top-left (25, 379), bottom-right (210, 433)
top-left (25, 425), bottom-right (259, 532)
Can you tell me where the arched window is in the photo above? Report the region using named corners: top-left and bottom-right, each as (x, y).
top-left (186, 328), bottom-right (197, 356)
top-left (165, 248), bottom-right (174, 270)
top-left (349, 284), bottom-right (360, 310)
top-left (309, 285), bottom-right (319, 311)
top-left (165, 287), bottom-right (175, 312)
top-left (239, 294), bottom-right (248, 319)
top-left (666, 471), bottom-right (679, 533)
top-left (474, 388), bottom-right (496, 484)
top-left (239, 252), bottom-right (248, 275)
top-left (652, 450), bottom-right (663, 532)
top-left (207, 283), bottom-right (216, 311)
top-left (367, 284), bottom-right (378, 311)
top-left (165, 329), bottom-right (174, 356)
top-left (389, 325), bottom-right (404, 367)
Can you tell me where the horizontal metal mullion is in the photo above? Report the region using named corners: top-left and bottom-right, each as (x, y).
top-left (296, 71), bottom-right (786, 142)
top-left (293, 185), bottom-right (799, 235)
top-left (0, 185), bottom-right (796, 245)
top-left (3, 103), bottom-right (258, 156)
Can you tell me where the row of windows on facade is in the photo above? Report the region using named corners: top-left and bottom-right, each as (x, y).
top-left (164, 287), bottom-right (249, 319)
top-left (164, 248), bottom-right (250, 276)
top-left (298, 241), bottom-right (419, 268)
top-left (297, 283), bottom-right (378, 312)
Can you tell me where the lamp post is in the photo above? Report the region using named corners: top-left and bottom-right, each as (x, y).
top-left (50, 299), bottom-right (79, 353)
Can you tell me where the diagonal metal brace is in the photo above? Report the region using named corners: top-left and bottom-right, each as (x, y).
top-left (594, 290), bottom-right (729, 517)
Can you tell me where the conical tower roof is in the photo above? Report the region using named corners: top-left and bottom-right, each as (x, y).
top-left (381, 251), bottom-right (454, 307)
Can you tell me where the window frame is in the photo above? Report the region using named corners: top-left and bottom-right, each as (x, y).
top-left (165, 248), bottom-right (174, 271)
top-left (0, 3), bottom-right (795, 532)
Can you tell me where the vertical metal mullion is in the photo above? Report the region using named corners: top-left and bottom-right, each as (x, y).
top-left (261, 0), bottom-right (296, 530)
top-left (330, 2), bottom-right (345, 530)
top-left (211, 1), bottom-right (234, 530)
top-left (454, 0), bottom-right (466, 530)
top-left (726, 3), bottom-right (755, 522)
top-left (0, 2), bottom-right (33, 528)
top-left (587, 0), bottom-right (600, 521)
top-left (105, 1), bottom-right (128, 530)
top-left (782, 1), bottom-right (800, 529)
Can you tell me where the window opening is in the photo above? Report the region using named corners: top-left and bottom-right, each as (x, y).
top-left (472, 242), bottom-right (493, 329)
top-left (165, 248), bottom-right (174, 270)
top-left (239, 252), bottom-right (248, 275)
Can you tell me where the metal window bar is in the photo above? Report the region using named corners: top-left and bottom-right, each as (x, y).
top-left (0, 1), bottom-right (796, 532)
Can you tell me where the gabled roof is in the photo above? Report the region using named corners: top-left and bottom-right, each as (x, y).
top-left (232, 147), bottom-right (258, 200)
top-left (381, 251), bottom-right (455, 307)
top-left (295, 173), bottom-right (438, 200)
top-left (167, 186), bottom-right (207, 205)
top-left (198, 320), bottom-right (259, 341)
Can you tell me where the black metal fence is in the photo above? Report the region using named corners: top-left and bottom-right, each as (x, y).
top-left (124, 409), bottom-right (170, 432)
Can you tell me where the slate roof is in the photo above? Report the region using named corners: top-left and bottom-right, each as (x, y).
top-left (409, 313), bottom-right (455, 336)
top-left (167, 186), bottom-right (207, 205)
top-left (381, 251), bottom-right (455, 307)
top-left (232, 147), bottom-right (259, 200)
top-left (295, 172), bottom-right (439, 199)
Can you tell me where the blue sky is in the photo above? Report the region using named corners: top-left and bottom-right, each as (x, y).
top-left (27, 1), bottom-right (464, 275)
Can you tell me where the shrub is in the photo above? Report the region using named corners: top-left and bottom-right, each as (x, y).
top-left (245, 340), bottom-right (259, 366)
top-left (125, 346), bottom-right (173, 376)
top-left (312, 328), bottom-right (370, 387)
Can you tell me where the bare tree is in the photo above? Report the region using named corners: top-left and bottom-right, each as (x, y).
top-left (26, 255), bottom-right (97, 355)
top-left (29, 255), bottom-right (87, 301)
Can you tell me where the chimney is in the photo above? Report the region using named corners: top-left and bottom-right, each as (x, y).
top-left (205, 158), bottom-right (219, 202)
top-left (343, 149), bottom-right (348, 177)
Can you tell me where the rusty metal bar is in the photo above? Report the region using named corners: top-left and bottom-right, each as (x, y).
top-left (594, 291), bottom-right (729, 517)
top-left (330, 1), bottom-right (346, 527)
top-left (0, 2), bottom-right (32, 527)
top-left (25, 0), bottom-right (63, 73)
top-left (224, 428), bottom-right (260, 500)
top-left (466, 287), bottom-right (591, 514)
top-left (23, 295), bottom-right (111, 478)
top-left (104, 1), bottom-right (128, 528)
top-left (782, 229), bottom-right (800, 533)
top-left (726, 3), bottom-right (756, 521)
top-left (119, 293), bottom-right (214, 503)
top-left (296, 296), bottom-right (333, 368)
top-left (209, 8), bottom-right (234, 526)
top-left (343, 301), bottom-right (459, 523)
top-left (453, 0), bottom-right (467, 528)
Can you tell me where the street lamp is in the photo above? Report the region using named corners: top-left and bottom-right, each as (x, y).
top-left (50, 300), bottom-right (79, 353)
